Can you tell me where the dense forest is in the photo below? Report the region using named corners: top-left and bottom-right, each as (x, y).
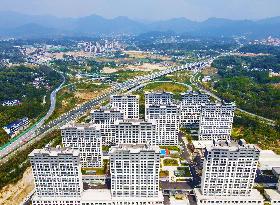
top-left (134, 34), bottom-right (237, 53)
top-left (211, 55), bottom-right (280, 121)
top-left (233, 111), bottom-right (280, 154)
top-left (239, 44), bottom-right (280, 56)
top-left (0, 65), bottom-right (62, 146)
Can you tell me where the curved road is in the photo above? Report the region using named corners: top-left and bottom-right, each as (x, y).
top-left (0, 71), bottom-right (66, 157)
top-left (0, 61), bottom-right (210, 160)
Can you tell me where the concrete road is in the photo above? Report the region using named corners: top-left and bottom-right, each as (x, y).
top-left (0, 61), bottom-right (211, 161)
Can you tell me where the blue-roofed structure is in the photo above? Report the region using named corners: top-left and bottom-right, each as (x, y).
top-left (3, 117), bottom-right (29, 136)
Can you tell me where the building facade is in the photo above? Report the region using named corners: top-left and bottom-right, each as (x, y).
top-left (29, 147), bottom-right (83, 205)
top-left (144, 91), bottom-right (174, 116)
top-left (110, 95), bottom-right (139, 120)
top-left (180, 91), bottom-right (210, 128)
top-left (109, 143), bottom-right (163, 204)
top-left (91, 108), bottom-right (124, 144)
top-left (198, 102), bottom-right (236, 141)
top-left (146, 105), bottom-right (180, 145)
top-left (113, 120), bottom-right (157, 145)
top-left (61, 124), bottom-right (103, 168)
top-left (195, 139), bottom-right (264, 205)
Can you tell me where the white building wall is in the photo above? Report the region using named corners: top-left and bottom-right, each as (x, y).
top-left (29, 147), bottom-right (82, 199)
top-left (180, 91), bottom-right (210, 127)
top-left (144, 92), bottom-right (174, 116)
top-left (61, 124), bottom-right (103, 168)
top-left (113, 120), bottom-right (157, 145)
top-left (146, 105), bottom-right (180, 145)
top-left (201, 140), bottom-right (260, 196)
top-left (198, 103), bottom-right (235, 141)
top-left (109, 144), bottom-right (161, 199)
top-left (110, 95), bottom-right (139, 120)
top-left (91, 108), bottom-right (124, 144)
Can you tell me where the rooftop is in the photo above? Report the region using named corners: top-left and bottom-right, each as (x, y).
top-left (61, 123), bottom-right (101, 130)
top-left (194, 188), bottom-right (264, 201)
top-left (3, 117), bottom-right (29, 129)
top-left (90, 107), bottom-right (121, 114)
top-left (206, 139), bottom-right (259, 152)
top-left (81, 189), bottom-right (111, 202)
top-left (259, 150), bottom-right (280, 170)
top-left (147, 104), bottom-right (180, 108)
top-left (110, 94), bottom-right (139, 98)
top-left (114, 119), bottom-right (156, 125)
top-left (192, 140), bottom-right (213, 149)
top-left (181, 91), bottom-right (207, 96)
top-left (145, 91), bottom-right (174, 95)
top-left (272, 167), bottom-right (280, 176)
top-left (264, 189), bottom-right (280, 201)
top-left (81, 189), bottom-right (164, 202)
top-left (29, 146), bottom-right (79, 157)
top-left (201, 102), bottom-right (236, 108)
top-left (109, 143), bottom-right (160, 154)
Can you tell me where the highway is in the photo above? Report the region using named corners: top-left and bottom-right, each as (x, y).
top-left (0, 60), bottom-right (211, 160)
top-left (0, 71), bottom-right (66, 159)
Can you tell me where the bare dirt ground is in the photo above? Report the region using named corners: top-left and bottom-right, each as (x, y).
top-left (102, 63), bottom-right (168, 74)
top-left (124, 51), bottom-right (172, 61)
top-left (0, 167), bottom-right (34, 205)
top-left (102, 67), bottom-right (118, 74)
top-left (75, 91), bottom-right (100, 101)
top-left (52, 51), bottom-right (94, 59)
top-left (271, 83), bottom-right (280, 89)
top-left (125, 63), bottom-right (167, 71)
top-left (201, 67), bottom-right (218, 76)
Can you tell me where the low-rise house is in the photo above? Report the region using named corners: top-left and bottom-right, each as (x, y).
top-left (2, 99), bottom-right (21, 106)
top-left (3, 117), bottom-right (29, 136)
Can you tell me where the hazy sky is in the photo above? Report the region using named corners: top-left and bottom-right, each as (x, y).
top-left (1, 0), bottom-right (280, 21)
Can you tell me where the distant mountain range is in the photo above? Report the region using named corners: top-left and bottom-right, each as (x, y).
top-left (1, 11), bottom-right (280, 38)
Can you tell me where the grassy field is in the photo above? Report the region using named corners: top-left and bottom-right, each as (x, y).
top-left (167, 70), bottom-right (192, 84)
top-left (143, 82), bottom-right (188, 94)
top-left (46, 82), bottom-right (110, 123)
top-left (159, 170), bottom-right (169, 177)
top-left (163, 158), bottom-right (179, 166)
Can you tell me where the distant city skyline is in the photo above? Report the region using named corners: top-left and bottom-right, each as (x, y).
top-left (1, 0), bottom-right (280, 21)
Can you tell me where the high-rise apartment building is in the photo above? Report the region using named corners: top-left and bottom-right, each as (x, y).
top-left (91, 108), bottom-right (124, 144)
top-left (198, 102), bottom-right (236, 141)
top-left (145, 91), bottom-right (173, 106)
top-left (180, 91), bottom-right (210, 128)
top-left (109, 143), bottom-right (163, 204)
top-left (61, 123), bottom-right (103, 168)
top-left (110, 95), bottom-right (139, 120)
top-left (194, 139), bottom-right (264, 205)
top-left (145, 105), bottom-right (180, 145)
top-left (145, 91), bottom-right (174, 118)
top-left (30, 147), bottom-right (83, 205)
top-left (113, 119), bottom-right (157, 145)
